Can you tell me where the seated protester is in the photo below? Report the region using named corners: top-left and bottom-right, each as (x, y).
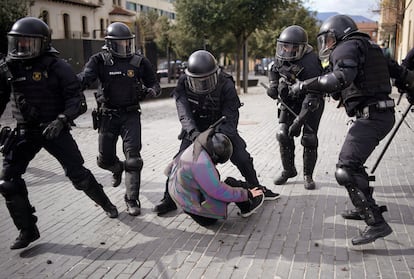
top-left (166, 127), bottom-right (265, 226)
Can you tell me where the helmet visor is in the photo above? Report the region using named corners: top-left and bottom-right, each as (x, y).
top-left (108, 38), bottom-right (134, 57)
top-left (276, 41), bottom-right (305, 61)
top-left (7, 36), bottom-right (42, 59)
top-left (187, 72), bottom-right (218, 95)
top-left (317, 32), bottom-right (336, 61)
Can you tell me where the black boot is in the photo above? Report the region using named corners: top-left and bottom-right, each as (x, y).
top-left (153, 192), bottom-right (177, 216)
top-left (303, 147), bottom-right (317, 190)
top-left (84, 182), bottom-right (118, 218)
top-left (351, 205), bottom-right (392, 245)
top-left (10, 225), bottom-right (40, 250)
top-left (274, 146), bottom-right (297, 185)
top-left (341, 208), bottom-right (364, 220)
top-left (304, 175), bottom-right (316, 190)
top-left (111, 161), bottom-right (124, 188)
top-left (125, 195), bottom-right (141, 216)
top-left (96, 158), bottom-right (124, 187)
top-left (352, 222), bottom-right (392, 245)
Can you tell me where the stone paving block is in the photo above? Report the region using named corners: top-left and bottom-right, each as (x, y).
top-left (1, 80), bottom-right (414, 278)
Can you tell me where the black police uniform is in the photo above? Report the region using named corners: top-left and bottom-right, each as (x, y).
top-left (296, 31), bottom-right (395, 245)
top-left (175, 71), bottom-right (260, 183)
top-left (78, 50), bottom-right (160, 213)
top-left (155, 70), bottom-right (278, 215)
top-left (0, 52), bottom-right (118, 249)
top-left (387, 47), bottom-right (414, 104)
top-left (268, 51), bottom-right (325, 188)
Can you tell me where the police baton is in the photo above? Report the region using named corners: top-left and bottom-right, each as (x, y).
top-left (209, 116), bottom-right (226, 129)
top-left (260, 82), bottom-right (315, 133)
top-left (371, 103), bottom-right (413, 174)
top-left (260, 82), bottom-right (299, 118)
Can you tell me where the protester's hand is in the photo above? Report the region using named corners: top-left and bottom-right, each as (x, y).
top-left (248, 187), bottom-right (264, 198)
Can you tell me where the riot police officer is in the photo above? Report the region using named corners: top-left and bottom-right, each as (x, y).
top-left (0, 17), bottom-right (118, 250)
top-left (267, 25), bottom-right (325, 190)
top-left (290, 15), bottom-right (395, 245)
top-left (78, 22), bottom-right (161, 216)
top-left (387, 47), bottom-right (414, 104)
top-left (153, 50), bottom-right (279, 216)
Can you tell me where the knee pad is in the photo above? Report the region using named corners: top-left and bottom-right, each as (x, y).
top-left (301, 133), bottom-right (318, 148)
top-left (72, 170), bottom-right (98, 191)
top-left (276, 124), bottom-right (290, 145)
top-left (335, 166), bottom-right (355, 187)
top-left (96, 156), bottom-right (122, 172)
top-left (125, 157), bottom-right (143, 172)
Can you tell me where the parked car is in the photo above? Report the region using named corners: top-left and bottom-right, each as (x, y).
top-left (157, 60), bottom-right (185, 80)
top-left (254, 57), bottom-right (275, 76)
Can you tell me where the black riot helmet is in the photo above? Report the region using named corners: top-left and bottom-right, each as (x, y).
top-left (210, 133), bottom-right (233, 164)
top-left (317, 14), bottom-right (358, 61)
top-left (185, 50), bottom-right (219, 95)
top-left (276, 25), bottom-right (310, 61)
top-left (105, 22), bottom-right (135, 58)
top-left (7, 17), bottom-right (52, 60)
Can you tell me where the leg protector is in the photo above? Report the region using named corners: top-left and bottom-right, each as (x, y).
top-left (0, 179), bottom-right (37, 230)
top-left (303, 147), bottom-right (317, 176)
top-left (335, 166), bottom-right (386, 226)
top-left (124, 157), bottom-right (143, 200)
top-left (97, 157), bottom-right (124, 188)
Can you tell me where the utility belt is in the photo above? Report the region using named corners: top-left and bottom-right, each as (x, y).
top-left (355, 99), bottom-right (395, 119)
top-left (92, 104), bottom-right (141, 130)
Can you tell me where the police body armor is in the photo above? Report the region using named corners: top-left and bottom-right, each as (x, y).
top-left (8, 55), bottom-right (64, 124)
top-left (185, 72), bottom-right (233, 130)
top-left (340, 36), bottom-right (391, 104)
top-left (97, 52), bottom-right (144, 108)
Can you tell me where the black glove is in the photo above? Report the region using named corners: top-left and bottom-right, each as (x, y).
top-left (289, 80), bottom-right (306, 99)
top-left (189, 129), bottom-right (200, 142)
top-left (288, 118), bottom-right (302, 138)
top-left (42, 115), bottom-right (67, 140)
top-left (146, 87), bottom-right (161, 98)
top-left (278, 78), bottom-right (290, 101)
top-left (267, 86), bottom-right (278, 100)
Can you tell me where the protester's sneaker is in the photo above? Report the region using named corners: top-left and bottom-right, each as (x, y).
top-left (153, 196), bottom-right (177, 216)
top-left (352, 222), bottom-right (393, 245)
top-left (240, 194), bottom-right (265, 217)
top-left (304, 175), bottom-right (316, 190)
top-left (259, 186), bottom-right (280, 201)
top-left (10, 226), bottom-right (40, 250)
top-left (125, 196), bottom-right (141, 216)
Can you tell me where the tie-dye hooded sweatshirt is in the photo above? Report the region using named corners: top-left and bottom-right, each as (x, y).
top-left (168, 144), bottom-right (249, 219)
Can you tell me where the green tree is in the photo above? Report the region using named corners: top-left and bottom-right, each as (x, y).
top-left (250, 1), bottom-right (320, 59)
top-left (0, 0), bottom-right (32, 53)
top-left (174, 0), bottom-right (287, 93)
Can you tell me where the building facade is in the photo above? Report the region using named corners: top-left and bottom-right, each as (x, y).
top-left (26, 0), bottom-right (176, 70)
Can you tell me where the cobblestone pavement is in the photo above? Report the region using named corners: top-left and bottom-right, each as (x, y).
top-left (1, 76), bottom-right (414, 279)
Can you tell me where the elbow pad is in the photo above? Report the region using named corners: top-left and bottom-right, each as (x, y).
top-left (317, 71), bottom-right (345, 93)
